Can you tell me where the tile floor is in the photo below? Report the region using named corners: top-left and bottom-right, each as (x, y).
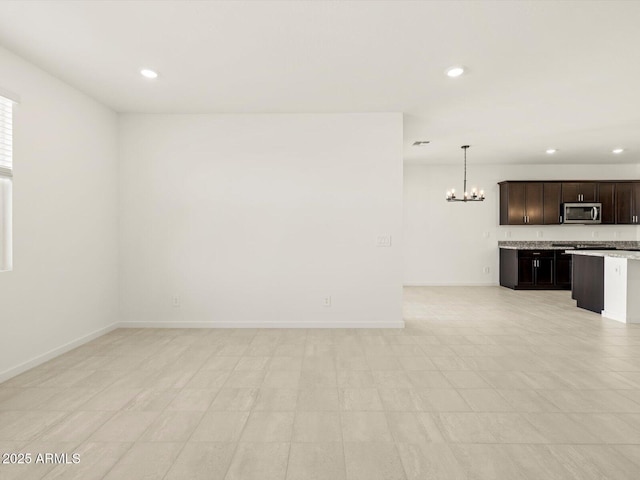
top-left (1, 287), bottom-right (640, 479)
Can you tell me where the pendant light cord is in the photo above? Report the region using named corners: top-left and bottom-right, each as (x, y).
top-left (462, 145), bottom-right (469, 197)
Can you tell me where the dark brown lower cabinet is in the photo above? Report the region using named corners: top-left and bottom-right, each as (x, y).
top-left (571, 255), bottom-right (604, 313)
top-left (500, 249), bottom-right (572, 290)
top-left (555, 251), bottom-right (573, 288)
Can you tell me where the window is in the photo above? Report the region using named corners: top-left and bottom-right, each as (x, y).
top-left (0, 94), bottom-right (14, 271)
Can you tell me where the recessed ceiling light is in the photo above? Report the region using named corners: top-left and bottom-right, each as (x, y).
top-left (612, 148), bottom-right (624, 154)
top-left (445, 66), bottom-right (465, 78)
top-left (140, 69), bottom-right (158, 79)
top-left (413, 141), bottom-right (431, 146)
top-left (546, 149), bottom-right (557, 154)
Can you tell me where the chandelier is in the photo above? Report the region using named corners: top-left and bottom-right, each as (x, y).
top-left (446, 145), bottom-right (485, 202)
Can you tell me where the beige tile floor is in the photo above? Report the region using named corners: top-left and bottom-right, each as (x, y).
top-left (2, 286), bottom-right (640, 479)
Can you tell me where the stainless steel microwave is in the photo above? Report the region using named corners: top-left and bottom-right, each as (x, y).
top-left (562, 203), bottom-right (602, 224)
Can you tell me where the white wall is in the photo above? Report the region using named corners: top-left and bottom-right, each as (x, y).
top-left (404, 163), bottom-right (640, 286)
top-left (0, 47), bottom-right (119, 381)
top-left (119, 114), bottom-right (403, 327)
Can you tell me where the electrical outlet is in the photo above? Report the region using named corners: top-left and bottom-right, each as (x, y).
top-left (592, 231), bottom-right (599, 238)
top-left (482, 231), bottom-right (490, 239)
top-left (376, 235), bottom-right (392, 247)
top-left (536, 231), bottom-right (543, 238)
top-left (614, 231), bottom-right (620, 238)
top-left (483, 266), bottom-right (490, 274)
top-left (323, 296), bottom-right (332, 307)
top-left (172, 296), bottom-right (180, 307)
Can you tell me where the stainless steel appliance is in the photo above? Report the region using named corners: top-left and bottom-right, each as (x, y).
top-left (562, 203), bottom-right (602, 224)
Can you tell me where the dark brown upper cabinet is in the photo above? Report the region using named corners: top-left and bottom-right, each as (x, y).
top-left (598, 182), bottom-right (616, 224)
top-left (500, 182), bottom-right (543, 225)
top-left (561, 182), bottom-right (597, 203)
top-left (499, 180), bottom-right (640, 225)
top-left (543, 182), bottom-right (562, 224)
top-left (615, 182), bottom-right (640, 224)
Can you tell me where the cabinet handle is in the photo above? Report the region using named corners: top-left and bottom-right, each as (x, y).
top-left (560, 215), bottom-right (563, 223)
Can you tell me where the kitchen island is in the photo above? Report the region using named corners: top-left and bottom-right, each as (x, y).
top-left (568, 250), bottom-right (640, 323)
top-left (498, 241), bottom-right (640, 291)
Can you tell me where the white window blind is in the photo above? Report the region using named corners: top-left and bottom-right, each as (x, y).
top-left (0, 94), bottom-right (13, 271)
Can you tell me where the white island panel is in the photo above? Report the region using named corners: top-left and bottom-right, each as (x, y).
top-left (602, 256), bottom-right (640, 324)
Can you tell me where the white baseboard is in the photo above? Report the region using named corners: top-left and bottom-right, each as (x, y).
top-left (602, 310), bottom-right (640, 324)
top-left (119, 320), bottom-right (405, 329)
top-left (0, 322), bottom-right (119, 384)
top-left (403, 283), bottom-right (499, 287)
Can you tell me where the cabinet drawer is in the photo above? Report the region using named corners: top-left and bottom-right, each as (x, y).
top-left (518, 250), bottom-right (555, 259)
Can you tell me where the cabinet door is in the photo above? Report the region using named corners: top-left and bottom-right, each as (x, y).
top-left (562, 183), bottom-right (581, 203)
top-left (543, 183), bottom-right (562, 224)
top-left (616, 183), bottom-right (634, 224)
top-left (517, 258), bottom-right (535, 286)
top-left (524, 182), bottom-right (544, 224)
top-left (579, 183), bottom-right (597, 202)
top-left (634, 183), bottom-right (640, 224)
top-left (535, 257), bottom-right (555, 286)
top-left (555, 251), bottom-right (572, 288)
top-left (598, 183), bottom-right (616, 224)
top-left (506, 183), bottom-right (526, 225)
top-left (562, 182), bottom-right (597, 203)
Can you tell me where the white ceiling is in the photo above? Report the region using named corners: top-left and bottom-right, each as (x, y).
top-left (0, 0), bottom-right (639, 165)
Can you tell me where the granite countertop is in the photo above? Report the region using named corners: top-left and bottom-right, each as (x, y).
top-left (500, 245), bottom-right (570, 250)
top-left (498, 241), bottom-right (640, 250)
top-left (566, 250), bottom-right (640, 260)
